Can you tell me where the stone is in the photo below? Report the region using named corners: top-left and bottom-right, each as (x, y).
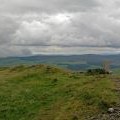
top-left (108, 108), bottom-right (114, 113)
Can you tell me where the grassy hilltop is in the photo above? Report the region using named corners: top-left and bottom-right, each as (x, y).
top-left (0, 65), bottom-right (119, 120)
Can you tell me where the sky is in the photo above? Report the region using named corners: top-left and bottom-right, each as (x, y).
top-left (0, 0), bottom-right (120, 57)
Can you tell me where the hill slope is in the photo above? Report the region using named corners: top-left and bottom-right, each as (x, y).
top-left (0, 65), bottom-right (119, 120)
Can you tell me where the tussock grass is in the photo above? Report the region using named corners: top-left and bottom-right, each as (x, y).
top-left (0, 65), bottom-right (119, 120)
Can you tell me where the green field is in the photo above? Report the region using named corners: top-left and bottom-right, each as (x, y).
top-left (0, 65), bottom-right (119, 120)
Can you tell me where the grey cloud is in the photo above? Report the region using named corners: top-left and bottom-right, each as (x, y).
top-left (0, 45), bottom-right (32, 57)
top-left (0, 16), bottom-right (19, 45)
top-left (0, 0), bottom-right (120, 57)
top-left (0, 0), bottom-right (100, 14)
top-left (11, 12), bottom-right (120, 49)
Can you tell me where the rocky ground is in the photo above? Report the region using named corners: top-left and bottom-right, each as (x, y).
top-left (90, 77), bottom-right (120, 120)
top-left (90, 107), bottom-right (120, 120)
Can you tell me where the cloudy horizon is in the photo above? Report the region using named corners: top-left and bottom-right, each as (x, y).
top-left (0, 0), bottom-right (120, 57)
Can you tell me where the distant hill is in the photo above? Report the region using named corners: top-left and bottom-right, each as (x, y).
top-left (0, 54), bottom-right (120, 70)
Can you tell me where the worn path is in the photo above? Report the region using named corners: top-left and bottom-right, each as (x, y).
top-left (90, 76), bottom-right (120, 120)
